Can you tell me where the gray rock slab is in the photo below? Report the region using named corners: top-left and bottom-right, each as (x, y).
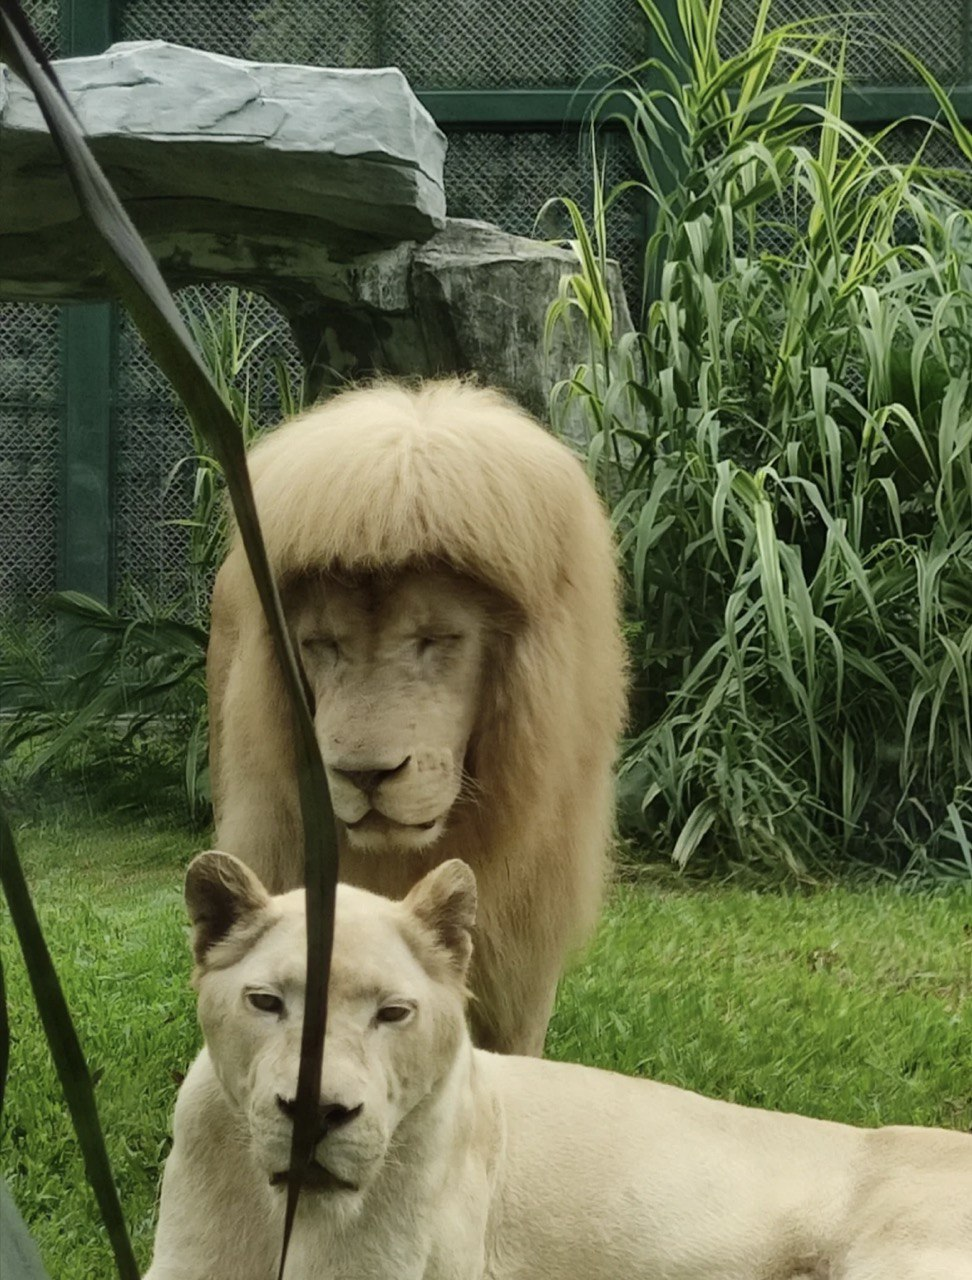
top-left (0, 38), bottom-right (446, 292)
top-left (286, 219), bottom-right (634, 421)
top-left (0, 42), bottom-right (632, 421)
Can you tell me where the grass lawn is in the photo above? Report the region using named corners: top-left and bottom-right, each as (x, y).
top-left (1, 813), bottom-right (970, 1279)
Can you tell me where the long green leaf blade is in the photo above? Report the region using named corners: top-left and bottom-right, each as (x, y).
top-left (0, 4), bottom-right (338, 1270)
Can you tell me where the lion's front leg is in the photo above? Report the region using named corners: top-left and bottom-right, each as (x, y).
top-left (468, 933), bottom-right (560, 1057)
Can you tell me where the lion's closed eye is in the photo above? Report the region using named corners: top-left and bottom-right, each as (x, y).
top-left (301, 635), bottom-right (340, 658)
top-left (416, 634), bottom-right (462, 658)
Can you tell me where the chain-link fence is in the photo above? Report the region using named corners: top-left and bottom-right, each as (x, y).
top-left (0, 304), bottom-right (62, 621)
top-left (119, 0), bottom-right (647, 87)
top-left (112, 288), bottom-right (303, 610)
top-left (719, 0), bottom-right (971, 84)
top-left (2, 0), bottom-right (970, 624)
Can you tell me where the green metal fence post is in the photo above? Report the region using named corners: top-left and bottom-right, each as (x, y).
top-left (58, 306), bottom-right (115, 601)
top-left (60, 0), bottom-right (112, 54)
top-left (57, 0), bottom-right (115, 605)
top-left (638, 0), bottom-right (688, 312)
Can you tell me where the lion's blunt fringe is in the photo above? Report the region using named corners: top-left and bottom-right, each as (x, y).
top-left (210, 379), bottom-right (627, 1052)
top-left (242, 381), bottom-right (593, 609)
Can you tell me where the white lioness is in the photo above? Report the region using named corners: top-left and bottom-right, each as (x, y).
top-left (146, 852), bottom-right (972, 1280)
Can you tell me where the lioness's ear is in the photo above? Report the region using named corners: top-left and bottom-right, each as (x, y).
top-left (185, 850), bottom-right (270, 964)
top-left (404, 859), bottom-right (477, 975)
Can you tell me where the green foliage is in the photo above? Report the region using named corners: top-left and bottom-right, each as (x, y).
top-left (2, 817), bottom-right (969, 1277)
top-left (548, 0), bottom-right (972, 877)
top-left (0, 598), bottom-right (208, 824)
top-left (0, 289), bottom-right (305, 826)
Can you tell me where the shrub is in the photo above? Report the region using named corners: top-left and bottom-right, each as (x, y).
top-left (548, 0), bottom-right (972, 877)
top-left (0, 596), bottom-right (208, 822)
top-left (0, 289), bottom-right (305, 825)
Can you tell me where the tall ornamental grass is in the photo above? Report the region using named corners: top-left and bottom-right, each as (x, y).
top-left (548, 0), bottom-right (972, 877)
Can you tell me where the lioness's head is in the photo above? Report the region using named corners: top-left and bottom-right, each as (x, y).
top-left (185, 850), bottom-right (476, 1208)
top-left (286, 565), bottom-right (513, 854)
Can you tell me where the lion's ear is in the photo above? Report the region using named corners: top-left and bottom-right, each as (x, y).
top-left (404, 859), bottom-right (477, 976)
top-left (185, 850), bottom-right (270, 964)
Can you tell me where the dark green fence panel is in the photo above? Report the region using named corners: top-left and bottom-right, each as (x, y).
top-left (0, 0), bottom-right (970, 626)
top-left (720, 0), bottom-right (970, 85)
top-left (1, 2), bottom-right (62, 631)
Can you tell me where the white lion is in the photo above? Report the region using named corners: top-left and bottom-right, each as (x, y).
top-left (146, 851), bottom-right (972, 1280)
top-left (207, 379), bottom-right (627, 1055)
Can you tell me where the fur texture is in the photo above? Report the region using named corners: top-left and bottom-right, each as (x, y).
top-left (207, 380), bottom-right (627, 1054)
top-left (146, 855), bottom-right (972, 1280)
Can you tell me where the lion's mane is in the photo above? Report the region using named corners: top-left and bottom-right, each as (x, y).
top-left (208, 380), bottom-right (626, 1054)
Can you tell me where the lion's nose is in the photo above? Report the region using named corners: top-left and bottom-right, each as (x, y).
top-left (276, 1094), bottom-right (364, 1141)
top-left (331, 756), bottom-right (411, 795)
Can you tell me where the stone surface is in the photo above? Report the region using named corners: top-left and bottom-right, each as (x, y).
top-left (286, 219), bottom-right (633, 420)
top-left (0, 38), bottom-right (446, 295)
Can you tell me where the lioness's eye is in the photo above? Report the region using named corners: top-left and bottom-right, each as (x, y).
top-left (376, 1003), bottom-right (414, 1024)
top-left (247, 991), bottom-right (285, 1015)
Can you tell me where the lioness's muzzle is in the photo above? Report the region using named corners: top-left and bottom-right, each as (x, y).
top-left (269, 1163), bottom-right (358, 1194)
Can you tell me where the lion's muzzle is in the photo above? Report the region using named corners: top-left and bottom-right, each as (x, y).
top-left (325, 747), bottom-right (459, 848)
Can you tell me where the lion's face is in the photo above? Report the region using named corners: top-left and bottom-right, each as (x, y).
top-left (288, 568), bottom-right (501, 854)
top-left (187, 852), bottom-right (475, 1214)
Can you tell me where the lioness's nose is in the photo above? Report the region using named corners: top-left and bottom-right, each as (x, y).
top-left (315, 1101), bottom-right (363, 1138)
top-left (276, 1094), bottom-right (364, 1140)
top-left (331, 756), bottom-right (411, 794)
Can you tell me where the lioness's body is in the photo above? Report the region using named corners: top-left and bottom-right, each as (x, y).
top-left (151, 1047), bottom-right (972, 1280)
top-left (208, 380), bottom-right (626, 1055)
top-left (147, 856), bottom-right (972, 1280)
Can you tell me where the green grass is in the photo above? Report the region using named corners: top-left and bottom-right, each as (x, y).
top-left (2, 816), bottom-right (970, 1278)
top-left (2, 817), bottom-right (195, 1278)
top-left (551, 872), bottom-right (971, 1130)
